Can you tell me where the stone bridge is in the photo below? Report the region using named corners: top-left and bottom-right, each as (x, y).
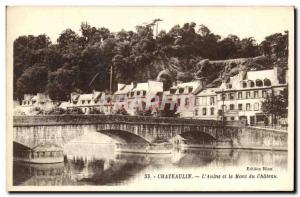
top-left (13, 115), bottom-right (288, 163)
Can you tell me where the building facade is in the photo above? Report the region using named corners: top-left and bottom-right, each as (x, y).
top-left (113, 80), bottom-right (163, 115)
top-left (17, 93), bottom-right (55, 115)
top-left (194, 87), bottom-right (219, 120)
top-left (65, 91), bottom-right (112, 114)
top-left (215, 66), bottom-right (288, 125)
top-left (166, 79), bottom-right (206, 118)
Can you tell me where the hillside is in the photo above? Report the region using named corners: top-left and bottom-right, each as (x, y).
top-left (13, 22), bottom-right (288, 101)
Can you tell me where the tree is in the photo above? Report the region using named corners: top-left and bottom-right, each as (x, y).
top-left (16, 64), bottom-right (48, 99)
top-left (261, 88), bottom-right (288, 125)
top-left (13, 21), bottom-right (289, 103)
top-left (47, 66), bottom-right (80, 101)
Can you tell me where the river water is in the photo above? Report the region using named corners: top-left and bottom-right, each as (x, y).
top-left (13, 142), bottom-right (287, 186)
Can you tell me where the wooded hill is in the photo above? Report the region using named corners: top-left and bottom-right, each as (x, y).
top-left (13, 22), bottom-right (288, 101)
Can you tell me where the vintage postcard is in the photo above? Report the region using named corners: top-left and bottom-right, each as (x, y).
top-left (6, 6), bottom-right (294, 191)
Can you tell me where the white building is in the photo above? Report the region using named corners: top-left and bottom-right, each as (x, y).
top-left (166, 79), bottom-right (206, 118)
top-left (64, 91), bottom-right (112, 114)
top-left (194, 87), bottom-right (219, 120)
top-left (113, 83), bottom-right (134, 113)
top-left (16, 93), bottom-right (55, 115)
top-left (215, 66), bottom-right (288, 125)
top-left (122, 80), bottom-right (163, 115)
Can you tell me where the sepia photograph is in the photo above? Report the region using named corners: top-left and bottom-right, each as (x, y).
top-left (6, 6), bottom-right (294, 191)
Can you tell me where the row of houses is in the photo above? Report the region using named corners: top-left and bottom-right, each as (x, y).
top-left (15, 66), bottom-right (288, 126)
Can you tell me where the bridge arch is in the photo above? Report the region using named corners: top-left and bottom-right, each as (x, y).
top-left (97, 129), bottom-right (151, 144)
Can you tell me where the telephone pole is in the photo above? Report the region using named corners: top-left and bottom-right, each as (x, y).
top-left (110, 64), bottom-right (113, 94)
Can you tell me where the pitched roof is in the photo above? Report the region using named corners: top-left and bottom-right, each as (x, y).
top-left (114, 84), bottom-right (133, 95)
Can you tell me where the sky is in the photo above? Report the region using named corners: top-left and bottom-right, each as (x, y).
top-left (7, 6), bottom-right (293, 44)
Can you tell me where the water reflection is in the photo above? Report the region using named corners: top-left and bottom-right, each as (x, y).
top-left (13, 143), bottom-right (287, 186)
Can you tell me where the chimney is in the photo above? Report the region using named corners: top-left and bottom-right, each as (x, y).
top-left (239, 70), bottom-right (247, 81)
top-left (117, 83), bottom-right (125, 91)
top-left (131, 81), bottom-right (137, 88)
top-left (195, 77), bottom-right (206, 89)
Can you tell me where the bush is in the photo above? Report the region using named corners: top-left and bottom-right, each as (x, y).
top-left (46, 107), bottom-right (66, 115)
top-left (115, 108), bottom-right (129, 115)
top-left (89, 108), bottom-right (104, 114)
top-left (66, 107), bottom-right (84, 115)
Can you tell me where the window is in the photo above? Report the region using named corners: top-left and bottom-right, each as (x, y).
top-left (229, 93), bottom-right (234, 100)
top-left (238, 104), bottom-right (243, 110)
top-left (238, 92), bottom-right (242, 99)
top-left (82, 100), bottom-right (85, 104)
top-left (221, 93), bottom-right (226, 101)
top-left (195, 110), bottom-right (198, 116)
top-left (130, 92), bottom-right (134, 97)
top-left (254, 103), bottom-right (259, 111)
top-left (242, 82), bottom-right (247, 88)
top-left (246, 91), bottom-right (250, 99)
top-left (185, 98), bottom-right (189, 106)
top-left (254, 91), bottom-right (258, 98)
top-left (170, 89), bottom-right (176, 94)
top-left (256, 79), bottom-right (263, 87)
top-left (201, 97), bottom-right (207, 105)
top-left (87, 100), bottom-right (91, 104)
top-left (137, 91), bottom-right (140, 96)
top-left (177, 98), bottom-right (181, 106)
top-left (249, 81), bottom-right (255, 87)
top-left (262, 90), bottom-right (266, 98)
top-left (246, 103), bottom-right (251, 111)
top-left (210, 96), bottom-right (215, 105)
top-left (202, 108), bottom-right (206, 116)
top-left (222, 105), bottom-right (227, 111)
top-left (142, 91), bottom-right (146, 96)
top-left (226, 84), bottom-right (232, 89)
top-left (229, 104), bottom-right (234, 110)
top-left (179, 88), bottom-right (184, 94)
top-left (264, 79), bottom-right (271, 86)
top-left (188, 87), bottom-right (193, 93)
top-left (231, 117), bottom-right (235, 121)
top-left (195, 98), bottom-right (200, 106)
top-left (210, 107), bottom-right (215, 115)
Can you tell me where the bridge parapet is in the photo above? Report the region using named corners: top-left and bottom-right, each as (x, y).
top-left (13, 115), bottom-right (225, 127)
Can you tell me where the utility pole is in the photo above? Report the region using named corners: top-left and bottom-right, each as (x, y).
top-left (110, 64), bottom-right (113, 94)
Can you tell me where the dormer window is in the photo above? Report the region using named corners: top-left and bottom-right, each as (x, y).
top-left (188, 87), bottom-right (193, 93)
top-left (137, 91), bottom-right (140, 96)
top-left (170, 89), bottom-right (176, 94)
top-left (142, 91), bottom-right (146, 96)
top-left (87, 100), bottom-right (91, 104)
top-left (82, 100), bottom-right (85, 104)
top-left (226, 84), bottom-right (232, 89)
top-left (179, 88), bottom-right (184, 94)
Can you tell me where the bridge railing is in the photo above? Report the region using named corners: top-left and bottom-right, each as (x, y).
top-left (13, 114), bottom-right (234, 127)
